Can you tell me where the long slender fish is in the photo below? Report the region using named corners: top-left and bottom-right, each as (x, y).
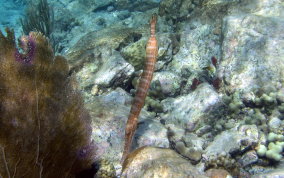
top-left (121, 14), bottom-right (158, 163)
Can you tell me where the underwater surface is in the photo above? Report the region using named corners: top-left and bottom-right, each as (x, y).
top-left (0, 0), bottom-right (283, 177)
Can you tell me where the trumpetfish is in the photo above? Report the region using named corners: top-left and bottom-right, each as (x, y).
top-left (121, 14), bottom-right (158, 163)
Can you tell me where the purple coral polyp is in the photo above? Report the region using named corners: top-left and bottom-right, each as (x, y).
top-left (15, 35), bottom-right (36, 65)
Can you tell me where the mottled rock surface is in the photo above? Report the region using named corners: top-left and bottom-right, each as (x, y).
top-left (134, 119), bottom-right (169, 149)
top-left (121, 146), bottom-right (208, 178)
top-left (252, 169), bottom-right (284, 178)
top-left (86, 89), bottom-right (152, 168)
top-left (238, 150), bottom-right (259, 167)
top-left (86, 88), bottom-right (170, 173)
top-left (161, 83), bottom-right (221, 130)
top-left (152, 71), bottom-right (181, 97)
top-left (219, 14), bottom-right (284, 94)
top-left (204, 125), bottom-right (259, 158)
top-left (205, 168), bottom-right (232, 178)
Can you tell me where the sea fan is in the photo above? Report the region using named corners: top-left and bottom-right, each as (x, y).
top-left (0, 29), bottom-right (95, 178)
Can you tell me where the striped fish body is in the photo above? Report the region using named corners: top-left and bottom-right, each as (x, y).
top-left (122, 14), bottom-right (158, 163)
top-left (130, 34), bottom-right (158, 117)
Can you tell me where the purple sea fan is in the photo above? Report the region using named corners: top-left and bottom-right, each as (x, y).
top-left (15, 34), bottom-right (36, 64)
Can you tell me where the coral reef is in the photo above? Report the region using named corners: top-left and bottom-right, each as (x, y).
top-left (0, 29), bottom-right (94, 177)
top-left (22, 0), bottom-right (281, 176)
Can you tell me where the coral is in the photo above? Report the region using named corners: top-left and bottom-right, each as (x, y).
top-left (256, 132), bottom-right (284, 161)
top-left (0, 29), bottom-right (94, 177)
top-left (121, 37), bottom-right (147, 70)
top-left (20, 0), bottom-right (54, 38)
top-left (93, 159), bottom-right (116, 178)
top-left (15, 34), bottom-right (36, 64)
top-left (205, 152), bottom-right (238, 174)
top-left (20, 0), bottom-right (56, 51)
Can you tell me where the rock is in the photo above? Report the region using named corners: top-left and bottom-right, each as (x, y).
top-left (134, 119), bottom-right (169, 149)
top-left (86, 89), bottom-right (154, 171)
top-left (98, 87), bottom-right (132, 105)
top-left (114, 0), bottom-right (161, 11)
top-left (121, 33), bottom-right (174, 71)
top-left (175, 141), bottom-right (203, 162)
top-left (205, 168), bottom-right (232, 178)
top-left (92, 50), bottom-right (133, 88)
top-left (183, 133), bottom-right (205, 150)
top-left (238, 150), bottom-right (258, 167)
top-left (219, 14), bottom-right (284, 94)
top-left (94, 159), bottom-right (116, 178)
top-left (251, 0), bottom-right (284, 17)
top-left (78, 0), bottom-right (113, 12)
top-left (204, 125), bottom-right (259, 159)
top-left (268, 117), bottom-right (282, 130)
top-left (152, 71), bottom-right (181, 97)
top-left (161, 83), bottom-right (221, 130)
top-left (167, 22), bottom-right (220, 76)
top-left (167, 127), bottom-right (205, 162)
top-left (179, 133), bottom-right (205, 161)
top-left (66, 27), bottom-right (142, 91)
top-left (121, 37), bottom-right (148, 70)
top-left (121, 146), bottom-right (208, 177)
top-left (196, 125), bottom-right (212, 136)
top-left (66, 27), bottom-right (141, 71)
top-left (276, 88), bottom-right (284, 103)
top-left (74, 50), bottom-right (133, 92)
top-left (159, 0), bottom-right (196, 20)
top-left (252, 169), bottom-right (284, 178)
top-left (205, 0), bottom-right (239, 6)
